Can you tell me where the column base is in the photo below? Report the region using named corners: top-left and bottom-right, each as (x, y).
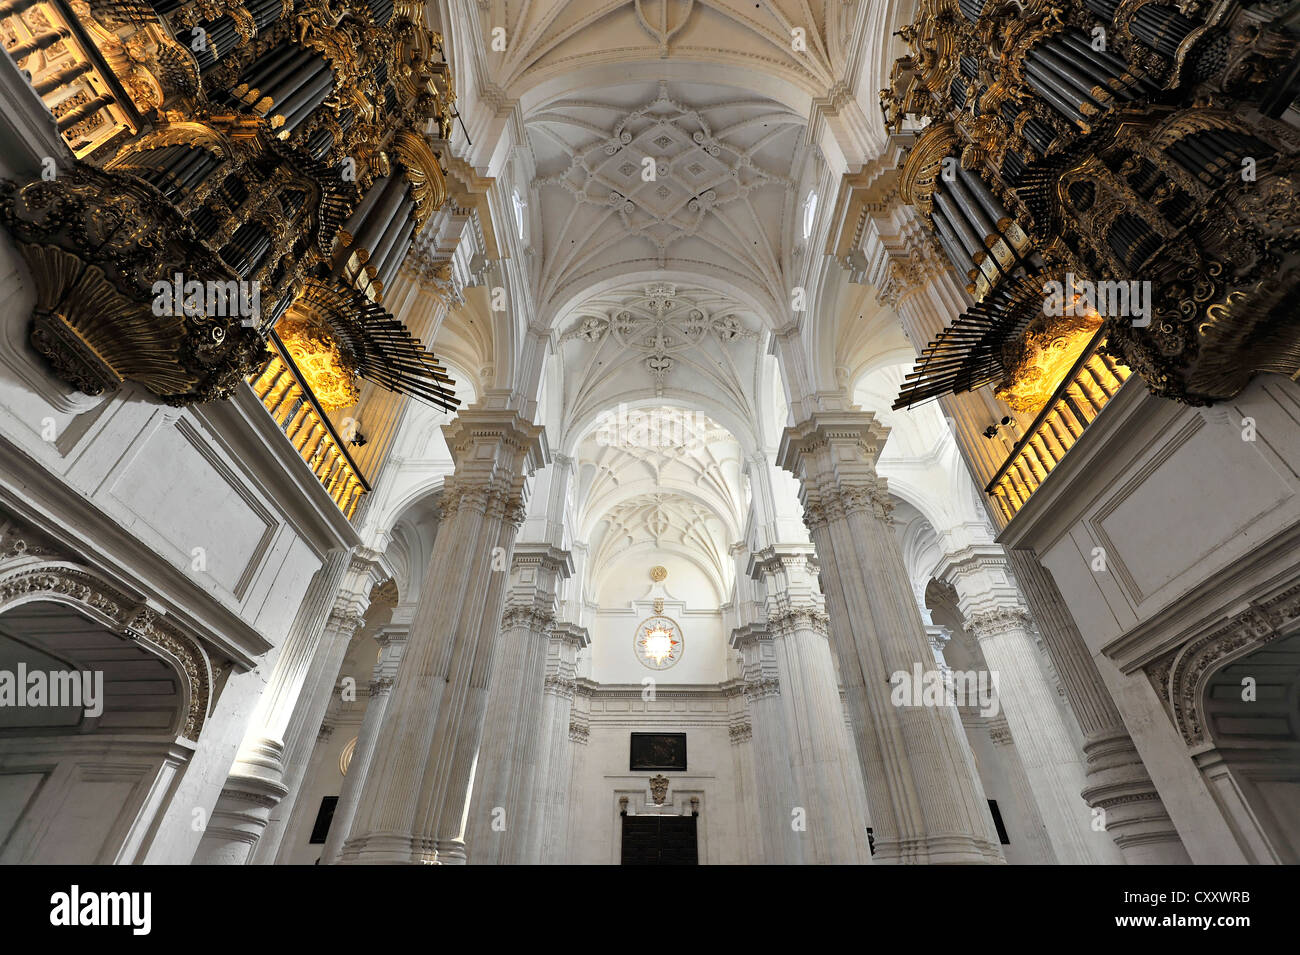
top-left (336, 832), bottom-right (468, 865)
top-left (875, 833), bottom-right (1006, 865)
top-left (191, 772), bottom-right (289, 865)
top-left (1081, 730), bottom-right (1191, 864)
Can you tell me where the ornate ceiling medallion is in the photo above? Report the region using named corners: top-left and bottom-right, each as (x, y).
top-left (634, 614), bottom-right (683, 670)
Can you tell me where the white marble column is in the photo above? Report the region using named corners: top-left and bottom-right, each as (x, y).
top-left (1005, 549), bottom-right (1191, 863)
top-left (193, 548), bottom-right (378, 864)
top-left (528, 621), bottom-right (588, 864)
top-left (466, 543), bottom-right (571, 864)
top-left (252, 548), bottom-right (388, 863)
top-left (724, 680), bottom-right (760, 864)
top-left (940, 545), bottom-right (1125, 864)
top-left (339, 406), bottom-right (545, 864)
top-left (779, 410), bottom-right (1003, 864)
top-left (730, 622), bottom-right (799, 862)
top-left (563, 681), bottom-right (593, 861)
top-left (750, 546), bottom-right (872, 863)
top-left (320, 623), bottom-right (408, 863)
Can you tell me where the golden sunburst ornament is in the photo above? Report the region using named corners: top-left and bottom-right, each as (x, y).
top-left (634, 615), bottom-right (683, 670)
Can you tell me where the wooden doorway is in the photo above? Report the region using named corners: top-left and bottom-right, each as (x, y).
top-left (620, 814), bottom-right (698, 865)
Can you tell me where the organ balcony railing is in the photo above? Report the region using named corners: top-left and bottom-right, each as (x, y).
top-left (1, 0), bottom-right (138, 158)
top-left (985, 331), bottom-right (1131, 525)
top-left (249, 331), bottom-right (369, 519)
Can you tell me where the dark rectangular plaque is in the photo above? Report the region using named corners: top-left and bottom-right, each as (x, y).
top-left (309, 795), bottom-right (338, 844)
top-left (629, 732), bottom-right (687, 771)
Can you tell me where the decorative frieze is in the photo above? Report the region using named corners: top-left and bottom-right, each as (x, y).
top-left (728, 719), bottom-right (753, 745)
top-left (543, 674), bottom-right (576, 700)
top-left (1144, 584), bottom-right (1300, 747)
top-left (567, 715), bottom-right (590, 745)
top-left (0, 562), bottom-right (212, 741)
top-left (966, 607), bottom-right (1035, 640)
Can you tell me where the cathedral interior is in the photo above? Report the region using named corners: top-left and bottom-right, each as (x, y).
top-left (0, 0), bottom-right (1298, 870)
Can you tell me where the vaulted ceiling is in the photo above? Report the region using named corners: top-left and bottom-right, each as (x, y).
top-left (477, 0), bottom-right (860, 100)
top-left (527, 81), bottom-right (810, 321)
top-left (573, 405), bottom-right (748, 597)
top-left (552, 282), bottom-right (771, 448)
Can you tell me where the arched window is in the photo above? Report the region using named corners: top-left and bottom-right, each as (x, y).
top-left (801, 190), bottom-right (818, 240)
top-left (512, 189), bottom-right (527, 241)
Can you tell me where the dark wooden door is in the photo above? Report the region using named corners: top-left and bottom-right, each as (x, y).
top-left (620, 815), bottom-right (698, 865)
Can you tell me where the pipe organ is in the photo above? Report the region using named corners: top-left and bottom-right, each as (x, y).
top-left (885, 0), bottom-right (1300, 413)
top-left (0, 0), bottom-right (458, 424)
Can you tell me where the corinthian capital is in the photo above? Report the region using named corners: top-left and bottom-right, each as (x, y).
top-left (966, 607), bottom-right (1034, 640)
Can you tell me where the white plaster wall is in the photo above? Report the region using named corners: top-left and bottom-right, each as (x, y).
top-left (1006, 375), bottom-right (1300, 864)
top-left (587, 550), bottom-right (728, 685)
top-left (567, 704), bottom-right (752, 864)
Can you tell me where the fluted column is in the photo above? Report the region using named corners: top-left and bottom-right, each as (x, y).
top-left (467, 543), bottom-right (572, 864)
top-left (320, 623), bottom-right (408, 863)
top-left (338, 406), bottom-right (545, 864)
top-left (193, 548), bottom-right (373, 864)
top-left (1006, 550), bottom-right (1190, 863)
top-left (778, 410), bottom-right (1003, 864)
top-left (528, 621), bottom-right (588, 863)
top-left (939, 544), bottom-right (1119, 863)
top-left (729, 622), bottom-right (799, 862)
top-left (725, 681), bottom-right (760, 864)
top-left (751, 546), bottom-right (871, 863)
top-left (564, 681), bottom-right (594, 861)
top-left (252, 548), bottom-right (388, 863)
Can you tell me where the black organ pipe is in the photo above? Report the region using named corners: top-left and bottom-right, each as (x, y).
top-left (1025, 60), bottom-right (1090, 122)
top-left (933, 192), bottom-right (983, 258)
top-left (264, 54), bottom-right (328, 112)
top-left (369, 196), bottom-right (415, 281)
top-left (238, 46), bottom-right (315, 100)
top-left (369, 191), bottom-right (415, 262)
top-left (306, 127), bottom-right (335, 161)
top-left (376, 221), bottom-right (416, 294)
top-left (958, 167), bottom-right (1010, 229)
top-left (948, 172), bottom-right (999, 244)
top-left (934, 215), bottom-right (976, 279)
top-left (340, 176), bottom-right (391, 245)
top-left (277, 69), bottom-right (335, 131)
top-left (1031, 46), bottom-right (1110, 108)
top-left (352, 177), bottom-right (409, 260)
